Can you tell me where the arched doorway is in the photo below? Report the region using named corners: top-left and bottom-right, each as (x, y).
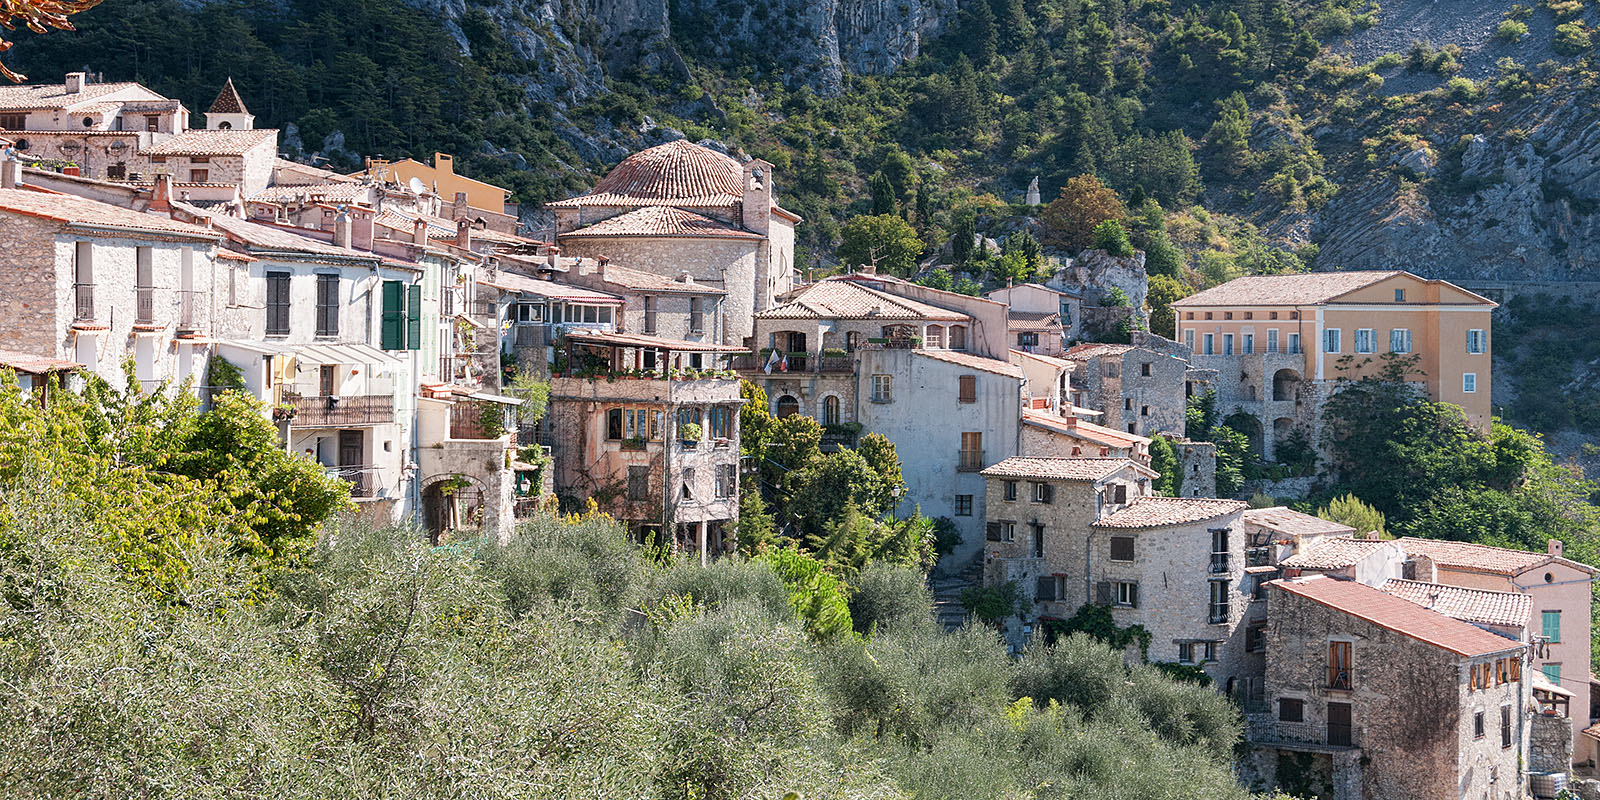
top-left (822, 395), bottom-right (840, 426)
top-left (1273, 369), bottom-right (1301, 402)
top-left (775, 394), bottom-right (800, 418)
top-left (422, 474), bottom-right (485, 544)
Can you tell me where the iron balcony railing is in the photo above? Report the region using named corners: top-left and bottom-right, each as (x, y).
top-left (957, 449), bottom-right (985, 472)
top-left (325, 464), bottom-right (375, 498)
top-left (74, 283), bottom-right (94, 321)
top-left (1210, 552), bottom-right (1232, 573)
top-left (136, 287), bottom-right (154, 324)
top-left (287, 394), bottom-right (396, 428)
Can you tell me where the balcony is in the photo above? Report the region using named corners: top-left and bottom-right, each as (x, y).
top-left (1210, 552), bottom-right (1232, 574)
top-left (957, 449), bottom-right (986, 472)
top-left (136, 287), bottom-right (154, 325)
top-left (286, 393), bottom-right (395, 428)
top-left (325, 464), bottom-right (375, 498)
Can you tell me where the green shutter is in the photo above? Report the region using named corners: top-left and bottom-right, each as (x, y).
top-left (406, 284), bottom-right (423, 351)
top-left (380, 280), bottom-right (404, 350)
top-left (1543, 610), bottom-right (1562, 643)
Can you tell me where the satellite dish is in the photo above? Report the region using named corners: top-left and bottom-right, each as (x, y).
top-left (408, 176), bottom-right (426, 194)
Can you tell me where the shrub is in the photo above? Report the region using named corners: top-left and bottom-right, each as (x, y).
top-left (848, 561), bottom-right (935, 634)
top-left (1092, 219), bottom-right (1135, 256)
top-left (1496, 19), bottom-right (1529, 41)
top-left (1555, 21), bottom-right (1592, 55)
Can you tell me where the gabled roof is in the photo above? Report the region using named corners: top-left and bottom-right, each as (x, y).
top-left (1010, 348), bottom-right (1073, 370)
top-left (208, 78), bottom-right (249, 115)
top-left (177, 202), bottom-right (383, 262)
top-left (980, 457), bottom-right (1144, 482)
top-left (1172, 271), bottom-right (1421, 307)
top-left (915, 348), bottom-right (1024, 379)
top-left (0, 81), bottom-right (152, 112)
top-left (1020, 410), bottom-right (1150, 448)
top-left (1272, 575), bottom-right (1524, 657)
top-left (1064, 342), bottom-right (1140, 360)
top-left (548, 140), bottom-right (745, 208)
top-left (758, 278), bottom-right (969, 321)
top-left (1279, 537), bottom-right (1396, 570)
top-left (0, 188), bottom-right (217, 239)
top-left (1092, 497), bottom-right (1246, 529)
top-left (1380, 579), bottom-right (1532, 630)
top-left (145, 129), bottom-right (277, 157)
top-left (988, 282), bottom-right (1075, 298)
top-left (1397, 537), bottom-right (1597, 577)
top-left (1243, 506), bottom-right (1357, 538)
top-left (1008, 310), bottom-right (1061, 330)
top-left (559, 205), bottom-right (762, 240)
top-left (479, 271), bottom-right (623, 303)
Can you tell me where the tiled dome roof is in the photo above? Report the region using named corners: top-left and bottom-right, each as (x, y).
top-left (549, 140), bottom-right (744, 208)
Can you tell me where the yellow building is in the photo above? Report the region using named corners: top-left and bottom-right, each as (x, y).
top-left (1171, 271), bottom-right (1495, 457)
top-left (363, 152), bottom-right (512, 222)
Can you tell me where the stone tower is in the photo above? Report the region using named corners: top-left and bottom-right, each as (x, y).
top-left (204, 78), bottom-right (255, 131)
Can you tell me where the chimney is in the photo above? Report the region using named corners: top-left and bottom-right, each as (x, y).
top-left (412, 217), bottom-right (429, 246)
top-left (741, 159), bottom-right (773, 235)
top-left (64, 72), bottom-right (85, 94)
top-left (333, 209), bottom-right (352, 249)
top-left (0, 159), bottom-right (19, 190)
top-left (352, 209), bottom-right (374, 251)
top-left (455, 217), bottom-right (471, 251)
top-left (598, 255), bottom-right (611, 280)
top-left (1549, 539), bottom-right (1564, 557)
top-left (860, 261), bottom-right (875, 275)
top-left (453, 191), bottom-right (468, 218)
top-left (149, 173), bottom-right (173, 213)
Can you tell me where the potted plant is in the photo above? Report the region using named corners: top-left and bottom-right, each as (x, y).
top-left (621, 435), bottom-right (647, 451)
top-left (679, 422), bottom-right (703, 448)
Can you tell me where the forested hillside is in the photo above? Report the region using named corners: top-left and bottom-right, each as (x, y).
top-left (11, 0), bottom-right (1600, 283)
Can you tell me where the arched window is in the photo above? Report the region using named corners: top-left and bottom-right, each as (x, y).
top-left (217, 121), bottom-right (232, 130)
top-left (775, 395), bottom-right (800, 418)
top-left (823, 395), bottom-right (840, 426)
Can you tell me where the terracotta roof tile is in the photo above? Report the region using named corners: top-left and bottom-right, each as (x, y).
top-left (0, 188), bottom-right (217, 239)
top-left (0, 81), bottom-right (149, 111)
top-left (0, 349), bottom-right (81, 373)
top-left (758, 278), bottom-right (969, 321)
top-left (249, 183), bottom-right (372, 204)
top-left (1020, 410), bottom-right (1150, 447)
top-left (1008, 310), bottom-right (1061, 330)
top-left (208, 78), bottom-right (249, 115)
top-left (589, 262), bottom-right (726, 294)
top-left (177, 202), bottom-right (384, 261)
top-left (1380, 579), bottom-right (1532, 629)
top-left (1170, 271), bottom-right (1406, 307)
top-left (1243, 507), bottom-right (1356, 538)
top-left (980, 457), bottom-right (1137, 482)
top-left (1064, 342), bottom-right (1139, 360)
top-left (548, 140), bottom-right (744, 208)
top-left (145, 129), bottom-right (276, 157)
top-left (916, 348), bottom-right (1024, 379)
top-left (1272, 575), bottom-right (1523, 657)
top-left (1092, 496), bottom-right (1246, 529)
top-left (1279, 537), bottom-right (1395, 570)
top-left (559, 205), bottom-right (762, 240)
top-left (1398, 537), bottom-right (1596, 576)
top-left (1010, 349), bottom-right (1073, 369)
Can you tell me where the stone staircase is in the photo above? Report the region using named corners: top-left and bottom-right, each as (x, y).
top-left (929, 550), bottom-right (983, 631)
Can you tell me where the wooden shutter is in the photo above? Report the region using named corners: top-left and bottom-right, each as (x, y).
top-left (986, 522), bottom-right (1002, 542)
top-left (1041, 483), bottom-right (1055, 504)
top-left (1035, 576), bottom-right (1056, 602)
top-left (1113, 484), bottom-right (1127, 504)
top-left (406, 284), bottom-right (422, 350)
top-left (959, 374), bottom-right (976, 403)
top-left (1095, 581), bottom-right (1112, 606)
top-left (381, 281), bottom-right (404, 350)
top-left (1127, 582), bottom-right (1139, 609)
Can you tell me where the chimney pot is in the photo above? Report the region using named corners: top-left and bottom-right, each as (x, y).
top-left (1549, 539), bottom-right (1564, 557)
top-left (455, 217), bottom-right (471, 250)
top-left (0, 159), bottom-right (19, 190)
top-left (412, 217), bottom-right (429, 247)
top-left (333, 209), bottom-right (352, 249)
top-left (149, 173), bottom-right (173, 213)
top-left (64, 72), bottom-right (85, 94)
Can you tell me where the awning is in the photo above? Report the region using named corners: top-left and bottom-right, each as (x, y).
top-left (1534, 672), bottom-right (1575, 698)
top-left (295, 342), bottom-right (401, 367)
top-left (1244, 566), bottom-right (1280, 575)
top-left (564, 330), bottom-right (746, 353)
top-left (467, 391), bottom-right (524, 406)
top-left (0, 349), bottom-right (81, 373)
top-left (213, 339), bottom-right (297, 356)
top-left (454, 313), bottom-right (487, 330)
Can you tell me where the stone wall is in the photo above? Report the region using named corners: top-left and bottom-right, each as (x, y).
top-left (1531, 713), bottom-right (1574, 775)
top-left (558, 234), bottom-right (760, 347)
top-left (0, 214), bottom-right (64, 358)
top-left (1173, 438), bottom-right (1218, 499)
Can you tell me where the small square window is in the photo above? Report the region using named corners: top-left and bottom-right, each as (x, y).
top-left (1394, 288), bottom-right (1406, 302)
top-left (955, 494), bottom-right (973, 516)
top-left (1110, 536), bottom-right (1135, 561)
top-left (1003, 480), bottom-right (1018, 501)
top-left (1140, 362), bottom-right (1152, 377)
top-left (1463, 373), bottom-right (1477, 393)
top-left (1279, 698), bottom-right (1304, 723)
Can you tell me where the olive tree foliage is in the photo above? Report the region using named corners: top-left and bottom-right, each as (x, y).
top-left (0, 478), bottom-right (1261, 800)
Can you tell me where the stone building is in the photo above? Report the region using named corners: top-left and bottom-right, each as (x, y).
top-left (739, 273), bottom-right (1023, 565)
top-left (553, 257), bottom-right (729, 346)
top-left (1009, 348), bottom-right (1073, 414)
top-left (1064, 342), bottom-right (1191, 438)
top-left (548, 140), bottom-right (800, 347)
top-left (1247, 575), bottom-right (1528, 800)
top-left (1398, 536), bottom-right (1598, 762)
top-left (1279, 537), bottom-right (1405, 585)
top-left (1174, 271), bottom-right (1497, 459)
top-left (0, 72), bottom-right (187, 180)
top-left (545, 331), bottom-right (744, 560)
top-left (1017, 410), bottom-right (1151, 464)
top-left (1171, 436), bottom-right (1217, 498)
top-left (0, 178), bottom-right (223, 395)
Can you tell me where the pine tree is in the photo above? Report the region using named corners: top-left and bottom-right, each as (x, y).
top-left (950, 212), bottom-right (976, 266)
top-left (870, 171), bottom-right (896, 215)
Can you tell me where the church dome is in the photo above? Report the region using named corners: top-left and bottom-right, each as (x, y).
top-left (550, 140), bottom-right (745, 208)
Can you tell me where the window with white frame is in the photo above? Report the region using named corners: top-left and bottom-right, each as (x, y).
top-left (1242, 333), bottom-right (1254, 354)
top-left (1184, 329), bottom-right (1195, 351)
top-left (1114, 581), bottom-right (1138, 607)
top-left (1389, 328), bottom-right (1411, 354)
top-left (871, 374), bottom-right (892, 403)
top-left (1463, 373), bottom-right (1477, 393)
top-left (1288, 332), bottom-right (1302, 354)
top-left (1266, 329), bottom-right (1279, 353)
top-left (1467, 329), bottom-right (1487, 354)
top-left (1353, 328), bottom-right (1375, 353)
top-left (1324, 328), bottom-right (1341, 354)
top-left (1203, 333), bottom-right (1214, 355)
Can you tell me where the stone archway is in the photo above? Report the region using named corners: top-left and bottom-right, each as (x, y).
top-left (1223, 412), bottom-right (1264, 456)
top-left (775, 394), bottom-right (800, 418)
top-left (421, 473), bottom-right (488, 544)
top-left (1273, 368), bottom-right (1302, 402)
